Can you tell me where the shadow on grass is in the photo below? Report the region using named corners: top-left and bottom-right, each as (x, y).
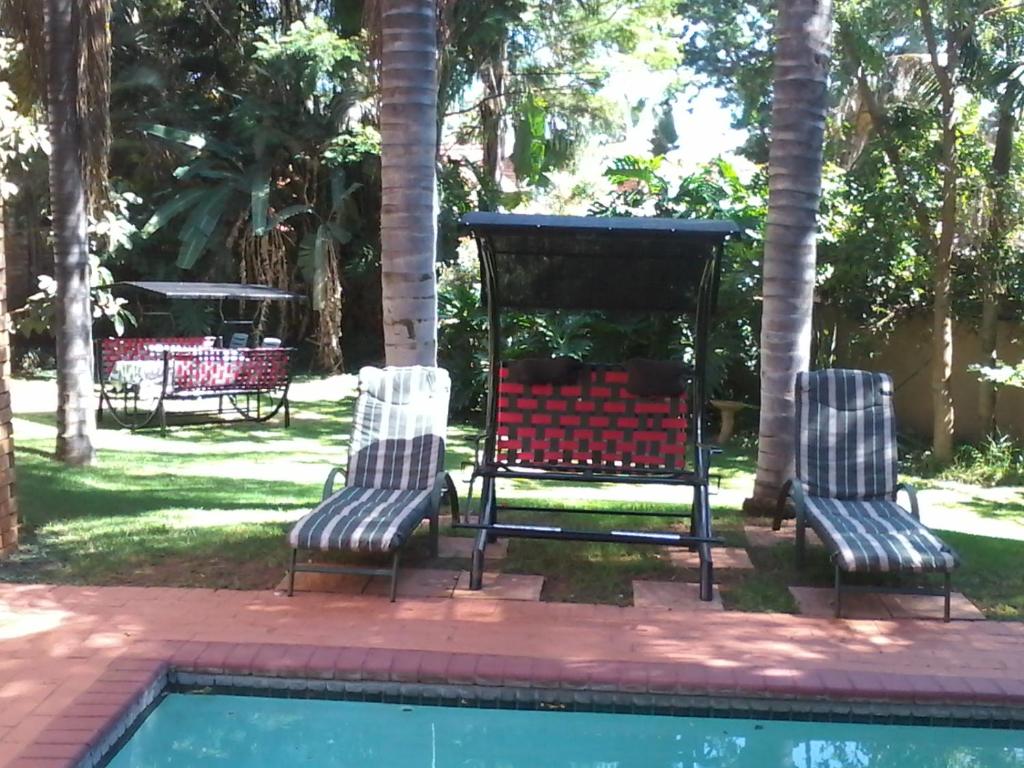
top-left (491, 503), bottom-right (751, 606)
top-left (961, 495), bottom-right (1024, 522)
top-left (8, 441), bottom-right (322, 587)
top-left (20, 399), bottom-right (480, 465)
top-left (937, 530), bottom-right (1024, 618)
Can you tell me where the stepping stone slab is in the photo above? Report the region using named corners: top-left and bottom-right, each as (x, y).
top-left (364, 568), bottom-right (461, 599)
top-left (883, 592), bottom-right (985, 621)
top-left (437, 536), bottom-right (508, 560)
top-left (631, 581), bottom-right (723, 611)
top-left (275, 570), bottom-right (369, 595)
top-left (789, 586), bottom-right (984, 621)
top-left (665, 547), bottom-right (752, 570)
top-left (454, 572), bottom-right (544, 601)
top-left (745, 524), bottom-right (822, 549)
top-left (789, 586), bottom-right (890, 619)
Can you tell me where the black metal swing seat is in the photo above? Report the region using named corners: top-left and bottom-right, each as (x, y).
top-left (458, 213), bottom-right (740, 602)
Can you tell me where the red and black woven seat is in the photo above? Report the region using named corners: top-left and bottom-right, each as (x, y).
top-left (99, 336), bottom-right (215, 378)
top-left (169, 348), bottom-right (290, 396)
top-left (495, 365), bottom-right (688, 475)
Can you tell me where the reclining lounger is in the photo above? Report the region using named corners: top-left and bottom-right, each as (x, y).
top-left (774, 369), bottom-right (960, 620)
top-left (287, 366), bottom-right (452, 601)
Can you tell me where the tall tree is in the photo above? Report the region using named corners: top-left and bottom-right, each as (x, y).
top-left (968, 9), bottom-right (1024, 435)
top-left (838, 1), bottom-right (1005, 462)
top-left (42, 0), bottom-right (109, 465)
top-left (746, 0), bottom-right (833, 510)
top-left (977, 82), bottom-right (1019, 435)
top-left (379, 0), bottom-right (439, 366)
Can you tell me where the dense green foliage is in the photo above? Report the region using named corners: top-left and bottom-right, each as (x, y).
top-left (679, 1), bottom-right (1024, 457)
top-left (438, 157), bottom-right (764, 416)
top-left (685, 1), bottom-right (1024, 351)
top-left (3, 0), bottom-right (696, 375)
top-left (5, 0), bottom-right (1024, 448)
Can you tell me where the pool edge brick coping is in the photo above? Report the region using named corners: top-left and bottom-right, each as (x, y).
top-left (12, 643), bottom-right (1024, 768)
top-left (12, 658), bottom-right (168, 768)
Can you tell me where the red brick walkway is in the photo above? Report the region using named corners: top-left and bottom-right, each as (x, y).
top-left (2, 584), bottom-right (1024, 766)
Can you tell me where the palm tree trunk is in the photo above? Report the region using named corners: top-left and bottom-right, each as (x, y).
top-left (746, 0), bottom-right (832, 511)
top-left (0, 199), bottom-right (18, 556)
top-left (44, 0), bottom-right (97, 465)
top-left (480, 42), bottom-right (507, 186)
top-left (379, 0), bottom-right (439, 367)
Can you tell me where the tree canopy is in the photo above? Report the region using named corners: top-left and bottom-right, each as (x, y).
top-left (4, 0), bottom-right (1024, 448)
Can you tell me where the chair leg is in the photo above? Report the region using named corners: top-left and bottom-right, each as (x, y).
top-left (688, 490), bottom-right (699, 552)
top-left (694, 484), bottom-right (714, 602)
top-left (284, 396), bottom-right (291, 428)
top-left (389, 552), bottom-right (401, 602)
top-left (699, 553), bottom-right (714, 602)
top-left (834, 565), bottom-right (842, 619)
top-left (470, 543), bottom-right (485, 590)
top-left (429, 509), bottom-right (439, 558)
top-left (444, 473), bottom-right (459, 526)
top-left (470, 477), bottom-right (494, 590)
top-left (944, 571), bottom-right (952, 623)
top-left (795, 515), bottom-right (806, 568)
top-left (287, 549), bottom-right (298, 597)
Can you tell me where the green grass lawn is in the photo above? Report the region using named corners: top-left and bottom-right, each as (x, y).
top-left (4, 376), bottom-right (1024, 619)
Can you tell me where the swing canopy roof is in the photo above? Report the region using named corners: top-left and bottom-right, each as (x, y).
top-left (117, 281), bottom-right (305, 302)
top-left (460, 213), bottom-right (739, 313)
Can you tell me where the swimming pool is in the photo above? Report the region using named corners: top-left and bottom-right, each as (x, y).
top-left (104, 692), bottom-right (1024, 767)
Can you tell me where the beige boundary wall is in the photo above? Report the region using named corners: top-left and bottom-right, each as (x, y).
top-left (843, 314), bottom-right (1024, 443)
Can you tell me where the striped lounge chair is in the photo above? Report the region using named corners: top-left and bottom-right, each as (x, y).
top-left (286, 366), bottom-right (453, 601)
top-left (773, 369), bottom-right (959, 620)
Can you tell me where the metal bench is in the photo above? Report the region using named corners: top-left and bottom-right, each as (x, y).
top-left (97, 336), bottom-right (292, 431)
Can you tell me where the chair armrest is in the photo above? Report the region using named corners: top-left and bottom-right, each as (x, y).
top-left (430, 471), bottom-right (449, 512)
top-left (773, 478), bottom-right (807, 531)
top-left (322, 467), bottom-right (347, 501)
top-left (896, 482), bottom-right (920, 520)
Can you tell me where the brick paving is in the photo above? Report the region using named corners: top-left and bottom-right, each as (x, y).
top-left (3, 583), bottom-right (1024, 767)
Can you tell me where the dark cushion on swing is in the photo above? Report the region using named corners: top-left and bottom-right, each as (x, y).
top-left (505, 357), bottom-right (583, 386)
top-left (626, 359), bottom-right (688, 397)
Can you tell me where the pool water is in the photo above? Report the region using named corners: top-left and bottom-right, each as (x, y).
top-left (105, 693), bottom-right (1024, 767)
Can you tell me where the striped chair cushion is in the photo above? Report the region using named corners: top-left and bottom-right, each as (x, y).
top-left (804, 496), bottom-right (959, 573)
top-left (288, 486), bottom-right (432, 553)
top-left (347, 366), bottom-right (451, 491)
top-left (796, 369), bottom-right (897, 500)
